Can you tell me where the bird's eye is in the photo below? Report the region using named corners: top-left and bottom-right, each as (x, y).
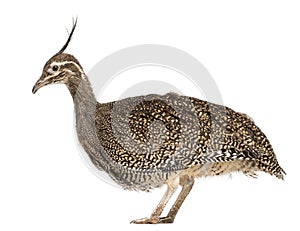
top-left (52, 65), bottom-right (59, 72)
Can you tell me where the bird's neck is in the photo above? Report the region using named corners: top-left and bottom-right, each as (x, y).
top-left (66, 74), bottom-right (110, 171)
top-left (67, 75), bottom-right (98, 115)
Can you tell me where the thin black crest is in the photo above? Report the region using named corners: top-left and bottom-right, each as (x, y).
top-left (55, 18), bottom-right (78, 55)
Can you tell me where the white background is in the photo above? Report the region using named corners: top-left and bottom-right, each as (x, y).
top-left (0, 1), bottom-right (299, 230)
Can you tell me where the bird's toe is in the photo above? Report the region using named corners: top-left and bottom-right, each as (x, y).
top-left (130, 216), bottom-right (160, 224)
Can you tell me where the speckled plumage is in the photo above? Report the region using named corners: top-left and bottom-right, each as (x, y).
top-left (76, 88), bottom-right (285, 191)
top-left (32, 20), bottom-right (285, 224)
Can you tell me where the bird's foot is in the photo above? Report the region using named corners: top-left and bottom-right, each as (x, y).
top-left (157, 216), bottom-right (174, 223)
top-left (130, 216), bottom-right (159, 224)
top-left (130, 216), bottom-right (174, 224)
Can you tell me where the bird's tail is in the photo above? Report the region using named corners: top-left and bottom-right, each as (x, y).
top-left (274, 165), bottom-right (286, 180)
top-left (258, 160), bottom-right (286, 180)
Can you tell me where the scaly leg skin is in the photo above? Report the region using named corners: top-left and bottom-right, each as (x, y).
top-left (131, 177), bottom-right (179, 224)
top-left (158, 176), bottom-right (194, 223)
top-left (131, 176), bottom-right (195, 224)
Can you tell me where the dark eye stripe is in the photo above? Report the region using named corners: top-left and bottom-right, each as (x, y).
top-left (53, 72), bottom-right (65, 82)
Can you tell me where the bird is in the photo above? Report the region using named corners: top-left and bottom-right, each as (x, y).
top-left (32, 19), bottom-right (285, 224)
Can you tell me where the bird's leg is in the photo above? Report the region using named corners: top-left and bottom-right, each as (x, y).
top-left (158, 176), bottom-right (195, 223)
top-left (131, 177), bottom-right (179, 224)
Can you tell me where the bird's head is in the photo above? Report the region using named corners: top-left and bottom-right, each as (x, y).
top-left (32, 19), bottom-right (83, 94)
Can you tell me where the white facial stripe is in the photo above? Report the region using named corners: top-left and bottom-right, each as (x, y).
top-left (44, 72), bottom-right (60, 81)
top-left (47, 67), bottom-right (55, 75)
top-left (50, 61), bottom-right (84, 76)
top-left (66, 69), bottom-right (76, 75)
top-left (45, 60), bottom-right (85, 82)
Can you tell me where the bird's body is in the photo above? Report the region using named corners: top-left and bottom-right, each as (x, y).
top-left (32, 20), bottom-right (285, 224)
top-left (75, 88), bottom-right (284, 192)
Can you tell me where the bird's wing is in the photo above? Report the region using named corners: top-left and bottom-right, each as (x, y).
top-left (95, 93), bottom-right (282, 175)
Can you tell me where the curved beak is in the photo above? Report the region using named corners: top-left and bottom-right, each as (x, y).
top-left (32, 76), bottom-right (49, 94)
